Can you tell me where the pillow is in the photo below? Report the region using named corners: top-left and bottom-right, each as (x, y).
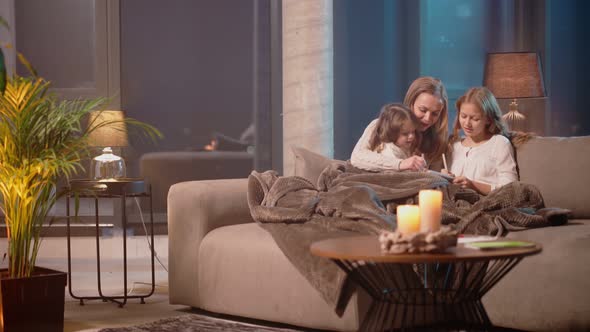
top-left (291, 146), bottom-right (335, 185)
top-left (516, 136), bottom-right (590, 218)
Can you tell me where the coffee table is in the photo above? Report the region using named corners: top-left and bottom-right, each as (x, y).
top-left (311, 235), bottom-right (541, 331)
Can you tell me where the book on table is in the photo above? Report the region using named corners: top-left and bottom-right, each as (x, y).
top-left (458, 235), bottom-right (498, 244)
top-left (465, 240), bottom-right (536, 250)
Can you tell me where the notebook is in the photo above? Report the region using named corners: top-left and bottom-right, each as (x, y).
top-left (465, 241), bottom-right (536, 250)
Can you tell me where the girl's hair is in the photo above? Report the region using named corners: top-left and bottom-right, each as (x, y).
top-left (403, 77), bottom-right (449, 163)
top-left (369, 103), bottom-right (420, 153)
top-left (450, 87), bottom-right (509, 145)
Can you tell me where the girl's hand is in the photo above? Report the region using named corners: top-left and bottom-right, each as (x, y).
top-left (441, 169), bottom-right (455, 177)
top-left (400, 155), bottom-right (427, 171)
top-left (452, 175), bottom-right (474, 189)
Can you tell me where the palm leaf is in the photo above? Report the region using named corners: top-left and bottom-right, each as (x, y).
top-left (0, 16), bottom-right (9, 31)
top-left (17, 52), bottom-right (38, 78)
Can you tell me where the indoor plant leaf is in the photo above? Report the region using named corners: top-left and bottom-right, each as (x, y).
top-left (0, 76), bottom-right (161, 279)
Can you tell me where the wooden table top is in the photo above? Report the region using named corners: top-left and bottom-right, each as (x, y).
top-left (310, 235), bottom-right (542, 263)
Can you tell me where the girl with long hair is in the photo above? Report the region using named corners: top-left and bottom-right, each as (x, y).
top-left (443, 87), bottom-right (517, 195)
top-left (357, 103), bottom-right (422, 171)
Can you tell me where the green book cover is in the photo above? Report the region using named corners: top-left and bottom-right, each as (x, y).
top-left (466, 241), bottom-right (535, 250)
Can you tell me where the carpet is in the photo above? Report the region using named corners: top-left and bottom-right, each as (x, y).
top-left (97, 313), bottom-right (307, 332)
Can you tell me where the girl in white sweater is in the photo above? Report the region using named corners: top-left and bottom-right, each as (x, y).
top-left (351, 103), bottom-right (424, 171)
top-left (443, 87), bottom-right (518, 195)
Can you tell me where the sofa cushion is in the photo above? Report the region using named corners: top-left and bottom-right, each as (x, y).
top-left (292, 146), bottom-right (336, 185)
top-left (484, 219), bottom-right (590, 331)
top-left (198, 223), bottom-right (367, 331)
top-left (516, 136), bottom-right (590, 218)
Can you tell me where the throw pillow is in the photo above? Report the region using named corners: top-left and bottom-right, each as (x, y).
top-left (516, 136), bottom-right (590, 218)
top-left (291, 146), bottom-right (336, 185)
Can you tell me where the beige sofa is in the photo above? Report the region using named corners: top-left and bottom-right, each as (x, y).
top-left (168, 136), bottom-right (590, 331)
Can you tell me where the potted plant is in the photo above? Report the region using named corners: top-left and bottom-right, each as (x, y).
top-left (0, 28), bottom-right (161, 332)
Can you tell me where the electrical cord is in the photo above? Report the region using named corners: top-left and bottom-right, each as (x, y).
top-left (134, 196), bottom-right (168, 273)
top-left (124, 281), bottom-right (168, 296)
top-left (124, 281), bottom-right (169, 296)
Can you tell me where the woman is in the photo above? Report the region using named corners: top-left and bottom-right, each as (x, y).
top-left (351, 76), bottom-right (449, 171)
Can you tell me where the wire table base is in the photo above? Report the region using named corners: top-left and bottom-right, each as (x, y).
top-left (337, 258), bottom-right (523, 331)
top-left (311, 236), bottom-right (541, 332)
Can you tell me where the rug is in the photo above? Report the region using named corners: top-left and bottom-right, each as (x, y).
top-left (98, 313), bottom-right (307, 332)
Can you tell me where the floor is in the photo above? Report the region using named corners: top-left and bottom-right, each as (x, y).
top-left (0, 233), bottom-right (189, 332)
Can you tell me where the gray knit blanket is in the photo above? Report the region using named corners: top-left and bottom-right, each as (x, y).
top-left (247, 161), bottom-right (569, 315)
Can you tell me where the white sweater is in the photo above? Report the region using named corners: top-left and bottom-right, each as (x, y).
top-left (350, 119), bottom-right (410, 171)
top-left (449, 135), bottom-right (517, 191)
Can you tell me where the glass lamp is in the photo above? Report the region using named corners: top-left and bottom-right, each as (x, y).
top-left (87, 110), bottom-right (129, 181)
top-left (483, 52), bottom-right (546, 131)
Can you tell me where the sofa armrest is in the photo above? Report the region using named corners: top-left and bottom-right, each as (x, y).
top-left (141, 151), bottom-right (253, 213)
top-left (167, 178), bottom-right (253, 305)
top-left (516, 136), bottom-right (590, 218)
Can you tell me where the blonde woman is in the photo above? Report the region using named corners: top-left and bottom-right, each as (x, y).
top-left (352, 76), bottom-right (449, 171)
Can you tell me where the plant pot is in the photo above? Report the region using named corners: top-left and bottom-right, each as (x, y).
top-left (0, 267), bottom-right (67, 332)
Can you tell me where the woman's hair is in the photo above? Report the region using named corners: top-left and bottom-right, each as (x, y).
top-left (450, 87), bottom-right (509, 145)
top-left (368, 103), bottom-right (420, 154)
top-left (403, 76), bottom-right (448, 163)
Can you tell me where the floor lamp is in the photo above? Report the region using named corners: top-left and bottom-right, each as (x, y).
top-left (483, 52), bottom-right (546, 132)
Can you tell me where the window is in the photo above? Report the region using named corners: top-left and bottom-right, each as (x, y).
top-left (13, 0), bottom-right (120, 106)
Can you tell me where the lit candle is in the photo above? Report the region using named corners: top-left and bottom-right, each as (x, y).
top-left (419, 189), bottom-right (443, 233)
top-left (396, 205), bottom-right (420, 236)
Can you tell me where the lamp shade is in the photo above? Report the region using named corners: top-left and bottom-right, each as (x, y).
top-left (87, 110), bottom-right (129, 147)
top-left (483, 52), bottom-right (546, 99)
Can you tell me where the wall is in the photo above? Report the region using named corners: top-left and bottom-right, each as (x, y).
top-left (15, 0), bottom-right (95, 88)
top-left (333, 0), bottom-right (419, 161)
top-left (546, 0), bottom-right (590, 136)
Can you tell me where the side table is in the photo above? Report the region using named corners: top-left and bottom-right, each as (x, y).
top-left (311, 236), bottom-right (541, 331)
top-left (66, 178), bottom-right (155, 307)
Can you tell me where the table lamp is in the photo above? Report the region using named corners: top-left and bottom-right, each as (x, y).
top-left (87, 110), bottom-right (129, 181)
top-left (483, 52), bottom-right (546, 131)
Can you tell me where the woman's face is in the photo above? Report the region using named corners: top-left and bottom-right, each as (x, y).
top-left (459, 102), bottom-right (489, 141)
top-left (412, 93), bottom-right (444, 132)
